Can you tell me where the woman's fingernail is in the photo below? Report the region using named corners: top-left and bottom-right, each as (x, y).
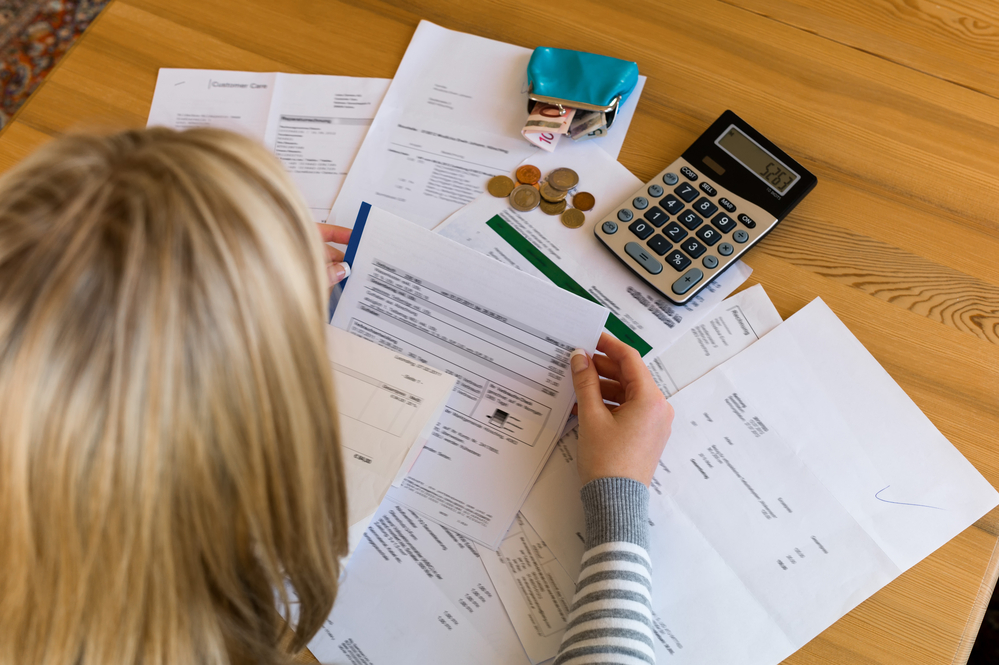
top-left (329, 262), bottom-right (351, 285)
top-left (570, 348), bottom-right (589, 373)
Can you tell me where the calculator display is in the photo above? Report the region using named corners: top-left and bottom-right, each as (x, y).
top-left (715, 125), bottom-right (799, 193)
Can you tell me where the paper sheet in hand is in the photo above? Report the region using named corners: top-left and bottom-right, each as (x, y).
top-left (328, 20), bottom-right (645, 230)
top-left (496, 284), bottom-right (782, 662)
top-left (330, 204), bottom-right (608, 548)
top-left (437, 140), bottom-right (752, 359)
top-left (524, 297), bottom-right (999, 664)
top-left (325, 325), bottom-right (454, 554)
top-left (146, 69), bottom-right (389, 221)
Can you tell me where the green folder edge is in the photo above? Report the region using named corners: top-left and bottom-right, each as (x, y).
top-left (486, 215), bottom-right (652, 357)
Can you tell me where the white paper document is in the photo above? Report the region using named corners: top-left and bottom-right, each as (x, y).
top-left (146, 69), bottom-right (389, 220)
top-left (437, 140), bottom-right (753, 359)
top-left (308, 497), bottom-right (530, 665)
top-left (325, 325), bottom-right (455, 554)
top-left (328, 20), bottom-right (645, 230)
top-left (522, 297), bottom-right (999, 664)
top-left (330, 205), bottom-right (608, 548)
top-left (479, 513), bottom-right (577, 664)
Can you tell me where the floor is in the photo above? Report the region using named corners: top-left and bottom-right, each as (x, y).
top-left (1, 1), bottom-right (998, 662)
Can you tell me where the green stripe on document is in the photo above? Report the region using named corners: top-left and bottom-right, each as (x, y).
top-left (486, 215), bottom-right (653, 356)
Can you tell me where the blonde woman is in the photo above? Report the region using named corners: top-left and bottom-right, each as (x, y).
top-left (0, 127), bottom-right (672, 665)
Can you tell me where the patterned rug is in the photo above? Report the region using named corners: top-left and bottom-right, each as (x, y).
top-left (0, 0), bottom-right (111, 129)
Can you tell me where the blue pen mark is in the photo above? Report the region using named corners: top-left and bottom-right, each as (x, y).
top-left (875, 485), bottom-right (944, 511)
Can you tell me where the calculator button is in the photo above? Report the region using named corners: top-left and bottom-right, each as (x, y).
top-left (643, 206), bottom-right (669, 227)
top-left (624, 242), bottom-right (663, 275)
top-left (647, 184), bottom-right (664, 198)
top-left (718, 242), bottom-right (734, 256)
top-left (699, 182), bottom-right (717, 197)
top-left (663, 222), bottom-right (688, 242)
top-left (696, 226), bottom-right (722, 246)
top-left (733, 230), bottom-right (750, 243)
top-left (711, 213), bottom-right (737, 233)
top-left (680, 166), bottom-right (698, 181)
top-left (674, 183), bottom-right (698, 202)
top-left (718, 197), bottom-right (737, 213)
top-left (646, 234), bottom-right (672, 256)
top-left (738, 213), bottom-right (757, 229)
top-left (661, 195), bottom-right (685, 215)
top-left (628, 220), bottom-right (655, 240)
top-left (680, 238), bottom-right (707, 258)
top-left (693, 197), bottom-right (718, 217)
top-left (678, 210), bottom-right (703, 230)
top-left (672, 268), bottom-right (704, 295)
top-left (632, 196), bottom-right (649, 210)
top-left (602, 221), bottom-right (618, 234)
top-left (702, 255), bottom-right (719, 269)
top-left (665, 250), bottom-right (691, 272)
top-left (662, 172), bottom-right (679, 185)
top-left (617, 209), bottom-right (634, 222)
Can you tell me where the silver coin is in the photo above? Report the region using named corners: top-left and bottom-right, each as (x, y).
top-left (547, 167), bottom-right (579, 191)
top-left (509, 184), bottom-right (541, 212)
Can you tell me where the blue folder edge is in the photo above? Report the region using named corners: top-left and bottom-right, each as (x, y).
top-left (327, 201), bottom-right (371, 322)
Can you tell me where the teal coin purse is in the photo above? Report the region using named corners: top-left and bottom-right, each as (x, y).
top-left (527, 47), bottom-right (639, 129)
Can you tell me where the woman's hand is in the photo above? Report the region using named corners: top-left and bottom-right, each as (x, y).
top-left (317, 223), bottom-right (353, 286)
top-left (569, 333), bottom-right (674, 486)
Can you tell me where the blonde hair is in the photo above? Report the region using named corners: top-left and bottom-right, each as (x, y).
top-left (0, 128), bottom-right (348, 665)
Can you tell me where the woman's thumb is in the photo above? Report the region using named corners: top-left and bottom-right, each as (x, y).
top-left (570, 349), bottom-right (605, 418)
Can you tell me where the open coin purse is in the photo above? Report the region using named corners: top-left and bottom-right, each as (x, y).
top-left (526, 47), bottom-right (639, 129)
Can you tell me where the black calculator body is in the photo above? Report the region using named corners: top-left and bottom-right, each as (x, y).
top-left (595, 110), bottom-right (817, 305)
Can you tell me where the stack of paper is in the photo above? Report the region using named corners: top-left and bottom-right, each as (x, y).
top-left (147, 69), bottom-right (389, 221)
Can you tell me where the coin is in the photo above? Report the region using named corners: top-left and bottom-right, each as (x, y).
top-left (539, 181), bottom-right (568, 203)
top-left (561, 208), bottom-right (585, 229)
top-left (509, 184), bottom-right (541, 212)
top-left (572, 191), bottom-right (595, 211)
top-left (516, 165), bottom-right (542, 185)
top-left (540, 198), bottom-right (567, 215)
top-left (547, 167), bottom-right (579, 191)
top-left (486, 175), bottom-right (515, 198)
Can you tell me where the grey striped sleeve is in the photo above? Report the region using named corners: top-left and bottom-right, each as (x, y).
top-left (554, 477), bottom-right (655, 665)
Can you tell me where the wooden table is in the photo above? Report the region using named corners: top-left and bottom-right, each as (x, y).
top-left (2, 1), bottom-right (997, 662)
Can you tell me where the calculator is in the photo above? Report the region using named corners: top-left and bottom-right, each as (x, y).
top-left (595, 110), bottom-right (817, 305)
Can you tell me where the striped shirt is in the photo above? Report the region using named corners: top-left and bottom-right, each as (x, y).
top-left (555, 477), bottom-right (655, 665)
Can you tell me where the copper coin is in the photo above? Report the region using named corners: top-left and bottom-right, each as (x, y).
top-left (516, 165), bottom-right (542, 185)
top-left (547, 167), bottom-right (579, 191)
top-left (487, 175), bottom-right (516, 198)
top-left (509, 184), bottom-right (541, 212)
top-left (561, 208), bottom-right (585, 229)
top-left (572, 191), bottom-right (595, 211)
top-left (540, 198), bottom-right (567, 215)
top-left (539, 181), bottom-right (568, 203)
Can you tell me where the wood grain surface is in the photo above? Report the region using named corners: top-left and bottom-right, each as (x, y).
top-left (1, 1), bottom-right (996, 663)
